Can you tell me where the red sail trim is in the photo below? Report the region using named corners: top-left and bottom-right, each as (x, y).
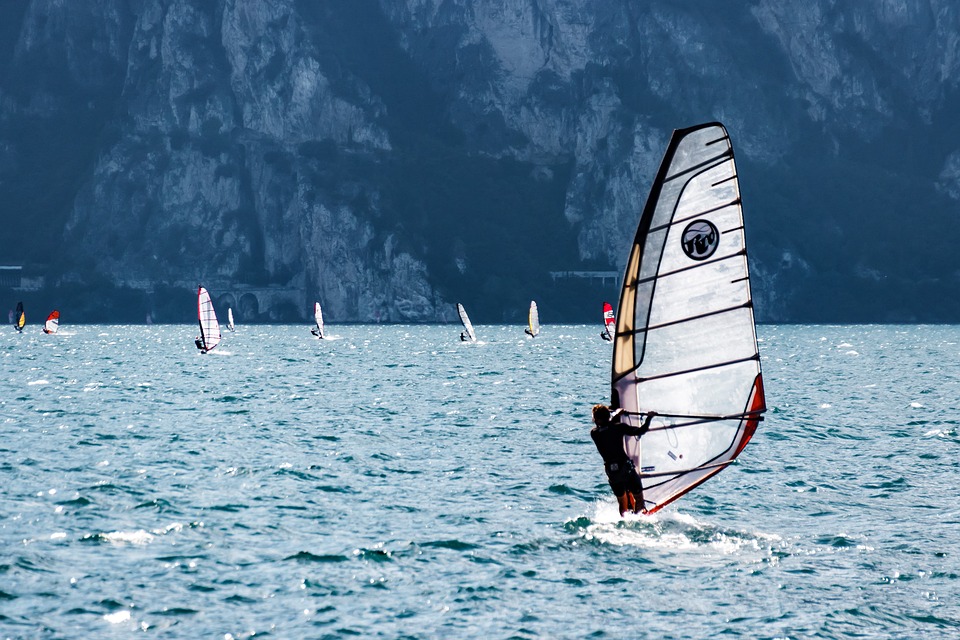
top-left (733, 374), bottom-right (765, 459)
top-left (43, 309), bottom-right (60, 334)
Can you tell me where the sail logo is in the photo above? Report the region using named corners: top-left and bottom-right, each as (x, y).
top-left (681, 220), bottom-right (719, 261)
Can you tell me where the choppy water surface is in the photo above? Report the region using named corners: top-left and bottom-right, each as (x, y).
top-left (2, 324), bottom-right (960, 638)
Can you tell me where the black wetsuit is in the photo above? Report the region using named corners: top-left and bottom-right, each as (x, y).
top-left (590, 418), bottom-right (649, 497)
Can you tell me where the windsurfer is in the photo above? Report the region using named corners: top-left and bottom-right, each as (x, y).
top-left (591, 404), bottom-right (655, 516)
top-left (195, 338), bottom-right (205, 352)
top-left (460, 332), bottom-right (468, 341)
top-left (524, 328), bottom-right (534, 337)
top-left (600, 331), bottom-right (612, 341)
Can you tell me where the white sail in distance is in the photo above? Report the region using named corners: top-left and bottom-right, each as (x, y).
top-left (611, 122), bottom-right (766, 514)
top-left (196, 286), bottom-right (221, 352)
top-left (526, 301), bottom-right (540, 337)
top-left (312, 302), bottom-right (324, 338)
top-left (457, 303), bottom-right (477, 341)
top-left (227, 307), bottom-right (235, 331)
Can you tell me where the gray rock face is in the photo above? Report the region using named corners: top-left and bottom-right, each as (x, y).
top-left (1, 0), bottom-right (959, 322)
top-left (54, 0), bottom-right (427, 321)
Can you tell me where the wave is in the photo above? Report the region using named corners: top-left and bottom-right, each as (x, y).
top-left (80, 522), bottom-right (198, 546)
top-left (284, 551), bottom-right (349, 563)
top-left (565, 501), bottom-right (783, 561)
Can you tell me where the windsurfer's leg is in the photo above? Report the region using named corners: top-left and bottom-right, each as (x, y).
top-left (626, 470), bottom-right (645, 513)
top-left (617, 493), bottom-right (629, 517)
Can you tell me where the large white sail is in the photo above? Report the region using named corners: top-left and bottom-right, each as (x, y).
top-left (312, 301), bottom-right (324, 338)
top-left (526, 301), bottom-right (540, 337)
top-left (457, 303), bottom-right (477, 342)
top-left (611, 122), bottom-right (766, 514)
top-left (196, 286), bottom-right (221, 352)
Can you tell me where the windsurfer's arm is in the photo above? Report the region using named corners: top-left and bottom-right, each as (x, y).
top-left (618, 411), bottom-right (656, 437)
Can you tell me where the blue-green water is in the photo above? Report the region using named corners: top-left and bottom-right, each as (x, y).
top-left (2, 324), bottom-right (959, 638)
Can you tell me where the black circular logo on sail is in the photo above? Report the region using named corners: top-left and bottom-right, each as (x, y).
top-left (681, 220), bottom-right (719, 261)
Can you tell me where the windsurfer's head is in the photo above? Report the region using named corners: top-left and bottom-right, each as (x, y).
top-left (592, 404), bottom-right (611, 427)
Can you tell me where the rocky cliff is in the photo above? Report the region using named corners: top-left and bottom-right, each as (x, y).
top-left (1, 0), bottom-right (958, 322)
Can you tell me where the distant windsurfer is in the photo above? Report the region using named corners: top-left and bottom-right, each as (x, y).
top-left (591, 404), bottom-right (655, 516)
top-left (600, 331), bottom-right (612, 341)
top-left (460, 331), bottom-right (468, 341)
top-left (311, 327), bottom-right (323, 338)
top-left (14, 302), bottom-right (24, 332)
top-left (524, 328), bottom-right (534, 337)
top-left (195, 338), bottom-right (205, 352)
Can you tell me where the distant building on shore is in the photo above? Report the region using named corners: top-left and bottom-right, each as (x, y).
top-left (0, 265), bottom-right (46, 291)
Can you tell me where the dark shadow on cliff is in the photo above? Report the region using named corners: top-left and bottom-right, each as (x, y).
top-left (297, 0), bottom-right (589, 321)
top-left (0, 3), bottom-right (132, 263)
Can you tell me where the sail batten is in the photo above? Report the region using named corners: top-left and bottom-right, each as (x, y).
top-left (610, 122), bottom-right (766, 514)
top-left (625, 409), bottom-right (765, 425)
top-left (615, 349), bottom-right (760, 384)
top-left (640, 459), bottom-right (733, 479)
top-left (663, 149), bottom-right (732, 183)
top-left (634, 353), bottom-right (762, 384)
top-left (635, 249), bottom-right (748, 286)
top-left (623, 301), bottom-right (753, 337)
top-left (651, 200), bottom-right (741, 234)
